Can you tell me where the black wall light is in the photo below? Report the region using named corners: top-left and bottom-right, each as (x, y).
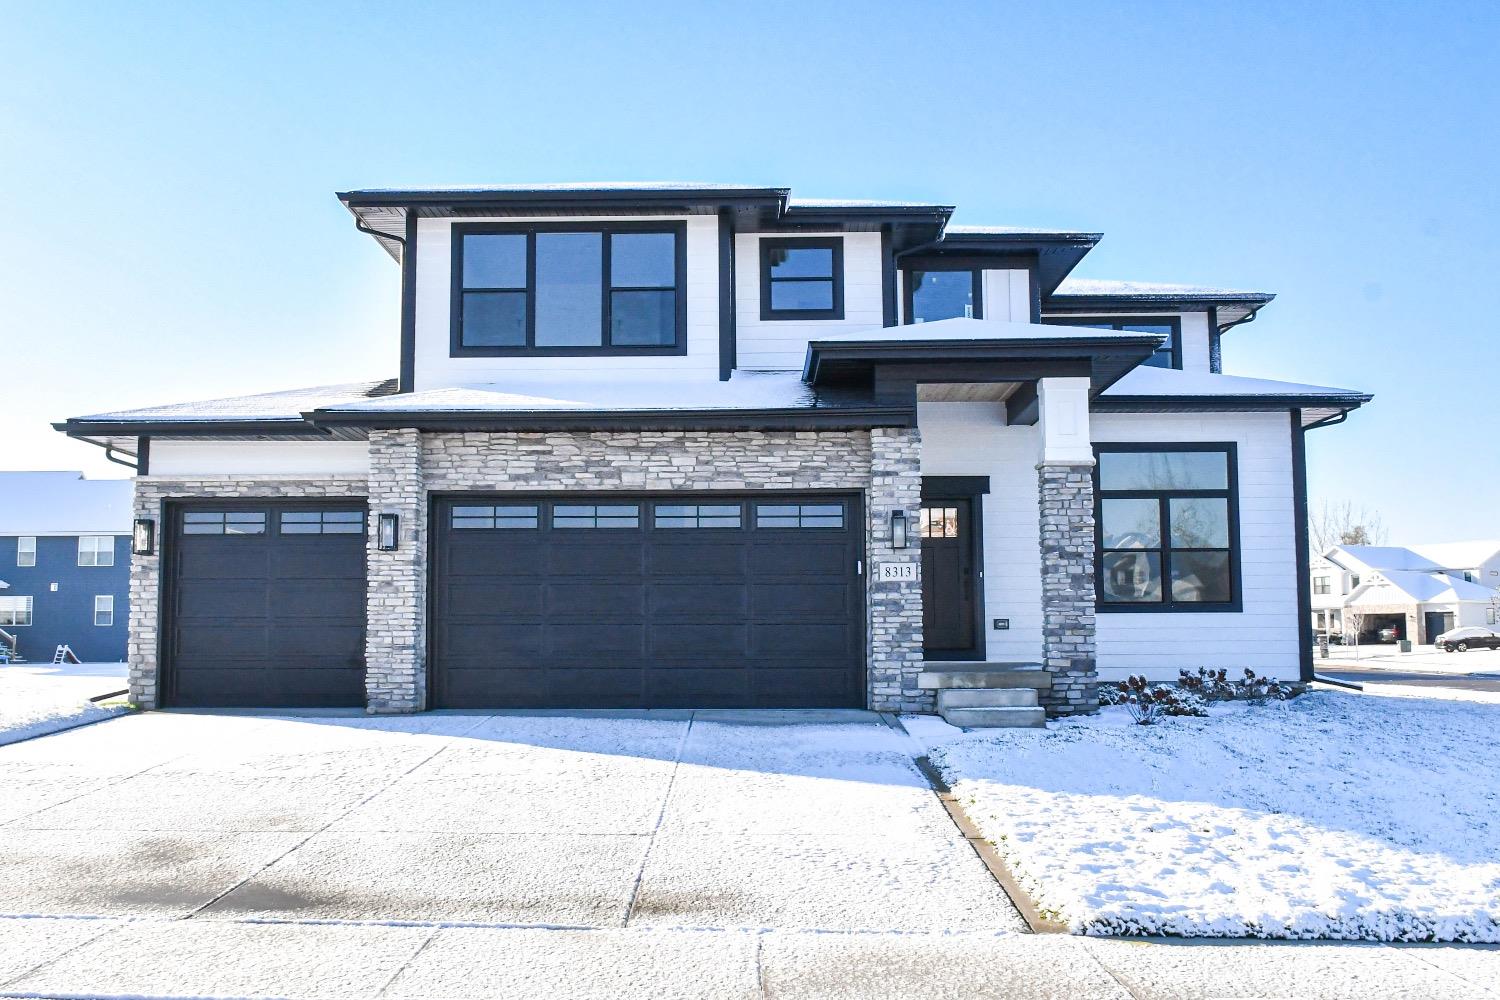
top-left (890, 510), bottom-right (909, 549)
top-left (377, 513), bottom-right (400, 551)
top-left (132, 518), bottom-right (156, 556)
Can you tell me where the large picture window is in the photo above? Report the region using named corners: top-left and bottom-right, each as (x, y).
top-left (760, 238), bottom-right (844, 320)
top-left (905, 268), bottom-right (982, 324)
top-left (0, 596), bottom-right (32, 627)
top-left (1095, 444), bottom-right (1239, 612)
top-left (452, 223), bottom-right (685, 355)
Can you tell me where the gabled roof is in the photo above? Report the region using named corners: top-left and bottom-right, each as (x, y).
top-left (1408, 540), bottom-right (1500, 571)
top-left (0, 472), bottom-right (132, 536)
top-left (1349, 570), bottom-right (1498, 606)
top-left (1329, 545), bottom-right (1440, 574)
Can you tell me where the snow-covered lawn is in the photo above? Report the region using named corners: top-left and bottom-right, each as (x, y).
top-left (0, 663), bottom-right (130, 745)
top-left (904, 688), bottom-right (1500, 941)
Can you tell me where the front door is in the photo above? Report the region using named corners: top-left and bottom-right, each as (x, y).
top-left (921, 499), bottom-right (977, 657)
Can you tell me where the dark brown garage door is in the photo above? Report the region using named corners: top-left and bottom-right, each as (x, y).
top-left (431, 494), bottom-right (864, 708)
top-left (165, 501), bottom-right (367, 707)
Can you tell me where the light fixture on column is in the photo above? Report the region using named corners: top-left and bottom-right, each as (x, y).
top-left (890, 509), bottom-right (909, 549)
top-left (377, 513), bottom-right (400, 551)
top-left (132, 518), bottom-right (156, 556)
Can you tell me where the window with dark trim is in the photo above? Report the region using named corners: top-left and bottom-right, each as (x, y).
top-left (759, 238), bottom-right (844, 320)
top-left (553, 504), bottom-right (640, 529)
top-left (452, 223), bottom-right (686, 356)
top-left (755, 503), bottom-right (845, 529)
top-left (1045, 316), bottom-right (1182, 369)
top-left (1095, 444), bottom-right (1240, 612)
top-left (280, 511), bottom-right (365, 535)
top-left (182, 511), bottom-right (267, 536)
top-left (451, 505), bottom-right (540, 529)
top-left (904, 267), bottom-right (982, 324)
top-left (654, 503), bottom-right (742, 529)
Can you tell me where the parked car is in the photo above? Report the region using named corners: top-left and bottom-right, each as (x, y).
top-left (1377, 627), bottom-right (1401, 643)
top-left (1435, 626), bottom-right (1500, 652)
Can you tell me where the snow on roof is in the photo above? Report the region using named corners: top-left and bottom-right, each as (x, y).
top-left (0, 472), bottom-right (132, 536)
top-left (943, 224), bottom-right (1100, 238)
top-left (1053, 278), bottom-right (1274, 301)
top-left (341, 182), bottom-right (779, 197)
top-left (1102, 367), bottom-right (1368, 400)
top-left (316, 372), bottom-right (820, 414)
top-left (1332, 545), bottom-right (1441, 573)
top-left (1408, 540), bottom-right (1500, 571)
top-left (787, 197), bottom-right (950, 210)
top-left (808, 317), bottom-right (1157, 345)
top-left (1351, 570), bottom-right (1498, 606)
top-left (70, 380), bottom-right (398, 423)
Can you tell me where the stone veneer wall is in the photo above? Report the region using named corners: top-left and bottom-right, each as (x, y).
top-left (127, 475), bottom-right (368, 709)
top-left (1036, 462), bottom-right (1099, 716)
top-left (420, 428), bottom-right (929, 712)
top-left (366, 429), bottom-right (427, 713)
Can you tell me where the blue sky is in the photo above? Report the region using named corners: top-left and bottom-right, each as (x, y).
top-left (3, 1), bottom-right (1496, 541)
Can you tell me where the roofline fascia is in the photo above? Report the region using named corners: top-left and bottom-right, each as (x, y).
top-left (1044, 293), bottom-right (1276, 313)
top-left (1093, 393), bottom-right (1372, 413)
top-left (337, 187), bottom-right (792, 210)
top-left (54, 419), bottom-right (334, 439)
top-left (801, 334), bottom-right (1165, 381)
top-left (302, 405), bottom-right (916, 433)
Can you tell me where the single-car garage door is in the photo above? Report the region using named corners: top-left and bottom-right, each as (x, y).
top-left (431, 494), bottom-right (864, 709)
top-left (165, 501), bottom-right (367, 707)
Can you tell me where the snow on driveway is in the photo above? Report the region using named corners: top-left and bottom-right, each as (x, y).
top-left (905, 689), bottom-right (1500, 941)
top-left (0, 663), bottom-right (128, 745)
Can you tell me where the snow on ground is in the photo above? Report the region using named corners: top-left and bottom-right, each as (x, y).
top-left (0, 663), bottom-right (129, 745)
top-left (1320, 643), bottom-right (1500, 675)
top-left (904, 688), bottom-right (1500, 941)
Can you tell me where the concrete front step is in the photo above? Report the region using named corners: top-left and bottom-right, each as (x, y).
top-left (937, 687), bottom-right (1039, 709)
top-left (939, 706), bottom-right (1048, 729)
top-left (917, 663), bottom-right (1051, 690)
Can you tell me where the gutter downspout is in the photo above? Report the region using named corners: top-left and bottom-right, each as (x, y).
top-left (355, 211), bottom-right (417, 394)
top-left (1297, 406), bottom-right (1359, 687)
top-left (73, 436), bottom-right (139, 473)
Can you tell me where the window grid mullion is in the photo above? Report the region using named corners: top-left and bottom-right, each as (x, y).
top-left (525, 232), bottom-right (538, 348)
top-left (601, 231), bottom-right (613, 347)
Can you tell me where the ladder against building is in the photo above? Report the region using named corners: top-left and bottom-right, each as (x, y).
top-left (52, 644), bottom-right (80, 665)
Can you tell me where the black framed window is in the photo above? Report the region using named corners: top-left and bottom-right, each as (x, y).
top-left (553, 504), bottom-right (640, 529)
top-left (452, 223), bottom-right (686, 356)
top-left (1095, 444), bottom-right (1240, 612)
top-left (182, 511), bottom-right (267, 536)
top-left (1045, 317), bottom-right (1182, 369)
top-left (280, 511), bottom-right (365, 535)
top-left (451, 505), bottom-right (540, 529)
top-left (920, 507), bottom-right (959, 538)
top-left (905, 268), bottom-right (982, 324)
top-left (654, 503), bottom-right (743, 529)
top-left (755, 502), bottom-right (845, 529)
top-left (760, 238), bottom-right (844, 320)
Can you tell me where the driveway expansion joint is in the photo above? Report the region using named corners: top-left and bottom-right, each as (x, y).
top-left (622, 713), bottom-right (694, 927)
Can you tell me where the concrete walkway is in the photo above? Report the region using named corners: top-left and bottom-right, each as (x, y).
top-left (1, 710), bottom-right (1497, 998)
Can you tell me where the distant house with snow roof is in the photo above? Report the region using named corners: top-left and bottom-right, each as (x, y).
top-left (1311, 541), bottom-right (1500, 644)
top-left (53, 182), bottom-right (1371, 723)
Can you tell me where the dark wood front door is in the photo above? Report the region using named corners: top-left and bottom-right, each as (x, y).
top-left (921, 499), bottom-right (977, 656)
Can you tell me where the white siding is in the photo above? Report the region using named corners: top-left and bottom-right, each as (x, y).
top-left (918, 402), bottom-right (1045, 662)
top-left (149, 441), bottom-right (370, 476)
top-left (734, 232), bottom-right (884, 370)
top-left (413, 215), bottom-right (722, 390)
top-left (1178, 311), bottom-right (1212, 371)
top-left (981, 269), bottom-right (1031, 322)
top-left (1092, 411), bottom-right (1299, 680)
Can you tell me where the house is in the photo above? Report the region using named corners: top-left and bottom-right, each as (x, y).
top-left (54, 183), bottom-right (1371, 723)
top-left (1312, 541), bottom-right (1500, 644)
top-left (0, 472), bottom-right (131, 663)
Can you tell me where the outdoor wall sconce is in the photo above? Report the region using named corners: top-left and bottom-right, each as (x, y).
top-left (377, 513), bottom-right (400, 551)
top-left (890, 509), bottom-right (909, 549)
top-left (132, 518), bottom-right (156, 556)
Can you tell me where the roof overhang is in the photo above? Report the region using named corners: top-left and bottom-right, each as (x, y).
top-left (898, 232), bottom-right (1102, 295)
top-left (1044, 291), bottom-right (1276, 329)
top-left (1095, 394), bottom-right (1371, 428)
top-left (803, 333), bottom-right (1163, 394)
top-left (301, 406), bottom-right (914, 435)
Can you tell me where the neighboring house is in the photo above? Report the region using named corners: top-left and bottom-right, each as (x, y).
top-left (1313, 541), bottom-right (1500, 644)
top-left (0, 472), bottom-right (131, 662)
top-left (55, 183), bottom-right (1371, 721)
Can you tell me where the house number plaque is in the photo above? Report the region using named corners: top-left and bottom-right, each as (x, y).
top-left (877, 563), bottom-right (919, 582)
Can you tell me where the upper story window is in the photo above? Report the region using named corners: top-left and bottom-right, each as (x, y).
top-left (1095, 444), bottom-right (1239, 612)
top-left (452, 223), bottom-right (685, 356)
top-left (1046, 317), bottom-right (1180, 369)
top-left (1313, 576), bottom-right (1331, 595)
top-left (16, 536), bottom-right (35, 567)
top-left (905, 268), bottom-right (981, 324)
top-left (759, 238), bottom-right (844, 320)
top-left (77, 535), bottom-right (114, 567)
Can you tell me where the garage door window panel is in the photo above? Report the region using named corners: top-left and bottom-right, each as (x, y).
top-left (452, 505), bottom-right (540, 529)
top-left (654, 504), bottom-right (742, 529)
top-left (755, 502), bottom-right (844, 529)
top-left (553, 504), bottom-right (640, 529)
top-left (182, 511), bottom-right (267, 536)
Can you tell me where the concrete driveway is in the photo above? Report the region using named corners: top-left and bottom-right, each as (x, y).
top-left (3, 710), bottom-right (1499, 999)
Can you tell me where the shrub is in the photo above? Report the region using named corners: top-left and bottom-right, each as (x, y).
top-left (1178, 667), bottom-right (1294, 704)
top-left (1116, 675), bottom-right (1208, 725)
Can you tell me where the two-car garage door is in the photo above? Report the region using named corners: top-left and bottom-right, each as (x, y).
top-left (430, 494), bottom-right (865, 709)
top-left (164, 494), bottom-right (865, 710)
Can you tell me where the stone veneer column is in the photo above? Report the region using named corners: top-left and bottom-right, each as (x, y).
top-left (366, 428), bottom-right (427, 713)
top-left (867, 426), bottom-right (928, 712)
top-left (1037, 462), bottom-right (1098, 716)
top-left (127, 479), bottom-right (162, 709)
